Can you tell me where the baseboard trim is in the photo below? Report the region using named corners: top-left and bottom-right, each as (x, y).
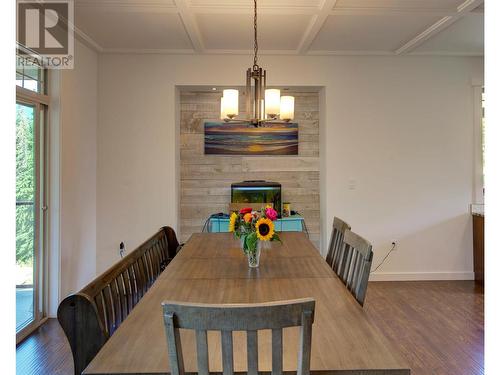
top-left (369, 271), bottom-right (474, 281)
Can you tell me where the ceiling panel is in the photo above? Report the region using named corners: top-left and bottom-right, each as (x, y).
top-left (310, 14), bottom-right (442, 51)
top-left (334, 0), bottom-right (465, 10)
top-left (75, 8), bottom-right (193, 49)
top-left (196, 13), bottom-right (312, 50)
top-left (413, 13), bottom-right (484, 54)
top-left (190, 0), bottom-right (321, 8)
top-left (76, 0), bottom-right (177, 8)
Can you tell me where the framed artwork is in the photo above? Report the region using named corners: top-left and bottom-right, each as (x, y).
top-left (204, 121), bottom-right (298, 155)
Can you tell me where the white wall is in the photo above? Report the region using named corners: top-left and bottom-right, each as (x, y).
top-left (58, 39), bottom-right (98, 299)
top-left (97, 54), bottom-right (483, 280)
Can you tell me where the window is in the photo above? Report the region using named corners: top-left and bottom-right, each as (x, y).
top-left (473, 86), bottom-right (485, 204)
top-left (16, 55), bottom-right (46, 94)
top-left (16, 55), bottom-right (48, 342)
top-left (481, 89), bottom-right (485, 191)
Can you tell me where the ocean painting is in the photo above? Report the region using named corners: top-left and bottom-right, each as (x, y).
top-left (204, 122), bottom-right (299, 155)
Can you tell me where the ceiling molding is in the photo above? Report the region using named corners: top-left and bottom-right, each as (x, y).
top-left (101, 48), bottom-right (196, 54)
top-left (189, 6), bottom-right (319, 15)
top-left (174, 0), bottom-right (205, 52)
top-left (202, 49), bottom-right (299, 55)
top-left (330, 7), bottom-right (456, 17)
top-left (76, 5), bottom-right (178, 13)
top-left (72, 0), bottom-right (484, 57)
top-left (394, 0), bottom-right (484, 55)
top-left (75, 1), bottom-right (178, 12)
top-left (94, 48), bottom-right (484, 57)
top-left (73, 25), bottom-right (104, 52)
top-left (306, 50), bottom-right (395, 56)
top-left (408, 50), bottom-right (483, 56)
top-left (297, 0), bottom-right (338, 54)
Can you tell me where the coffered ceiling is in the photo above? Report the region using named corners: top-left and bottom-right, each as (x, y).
top-left (73, 0), bottom-right (484, 55)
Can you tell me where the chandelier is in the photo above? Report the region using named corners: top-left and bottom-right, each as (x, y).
top-left (220, 0), bottom-right (295, 126)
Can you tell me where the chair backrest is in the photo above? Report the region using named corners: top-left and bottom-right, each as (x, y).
top-left (164, 225), bottom-right (182, 258)
top-left (162, 298), bottom-right (316, 375)
top-left (337, 230), bottom-right (373, 306)
top-left (58, 226), bottom-right (178, 375)
top-left (325, 217), bottom-right (351, 271)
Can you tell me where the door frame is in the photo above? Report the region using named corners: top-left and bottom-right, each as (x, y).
top-left (16, 90), bottom-right (49, 344)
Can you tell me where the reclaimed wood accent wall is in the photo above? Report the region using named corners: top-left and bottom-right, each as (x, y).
top-left (180, 90), bottom-right (320, 249)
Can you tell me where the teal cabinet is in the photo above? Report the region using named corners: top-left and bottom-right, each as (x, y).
top-left (207, 215), bottom-right (305, 233)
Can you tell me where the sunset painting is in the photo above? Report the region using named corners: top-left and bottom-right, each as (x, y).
top-left (204, 122), bottom-right (299, 155)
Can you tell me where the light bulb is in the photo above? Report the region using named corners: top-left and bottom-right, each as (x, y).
top-left (280, 96), bottom-right (295, 121)
top-left (265, 89), bottom-right (280, 118)
top-left (222, 89), bottom-right (238, 118)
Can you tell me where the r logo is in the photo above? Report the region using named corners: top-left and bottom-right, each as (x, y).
top-left (17, 1), bottom-right (72, 55)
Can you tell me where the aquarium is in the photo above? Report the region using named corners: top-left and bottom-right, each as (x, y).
top-left (231, 181), bottom-right (282, 217)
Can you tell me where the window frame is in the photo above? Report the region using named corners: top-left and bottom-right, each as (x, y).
top-left (16, 72), bottom-right (50, 344)
top-left (472, 85), bottom-right (485, 205)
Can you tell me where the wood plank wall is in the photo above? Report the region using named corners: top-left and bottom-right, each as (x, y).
top-left (180, 90), bottom-right (320, 249)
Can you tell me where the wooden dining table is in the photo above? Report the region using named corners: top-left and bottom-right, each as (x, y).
top-left (83, 232), bottom-right (410, 375)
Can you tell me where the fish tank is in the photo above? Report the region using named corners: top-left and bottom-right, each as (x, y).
top-left (231, 181), bottom-right (282, 218)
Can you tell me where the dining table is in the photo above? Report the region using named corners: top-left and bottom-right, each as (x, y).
top-left (83, 232), bottom-right (410, 375)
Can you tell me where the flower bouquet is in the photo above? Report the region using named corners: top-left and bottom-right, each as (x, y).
top-left (228, 206), bottom-right (281, 267)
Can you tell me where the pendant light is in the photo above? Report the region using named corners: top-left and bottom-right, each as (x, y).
top-left (220, 0), bottom-right (294, 126)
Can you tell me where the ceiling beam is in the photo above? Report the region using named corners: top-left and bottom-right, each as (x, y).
top-left (174, 0), bottom-right (204, 53)
top-left (297, 0), bottom-right (338, 55)
top-left (395, 0), bottom-right (484, 55)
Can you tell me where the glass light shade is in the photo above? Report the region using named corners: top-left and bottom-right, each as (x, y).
top-left (220, 96), bottom-right (228, 119)
top-left (265, 89), bottom-right (280, 117)
top-left (280, 96), bottom-right (295, 121)
top-left (222, 89), bottom-right (239, 117)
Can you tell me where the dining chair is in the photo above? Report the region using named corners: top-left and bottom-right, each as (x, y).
top-left (325, 217), bottom-right (351, 272)
top-left (162, 298), bottom-right (316, 375)
top-left (337, 230), bottom-right (373, 306)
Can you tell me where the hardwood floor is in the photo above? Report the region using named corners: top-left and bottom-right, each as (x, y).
top-left (17, 318), bottom-right (74, 375)
top-left (364, 281), bottom-right (484, 375)
top-left (16, 281), bottom-right (483, 375)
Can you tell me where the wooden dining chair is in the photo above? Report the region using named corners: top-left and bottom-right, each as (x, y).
top-left (337, 230), bottom-right (373, 306)
top-left (325, 217), bottom-right (351, 272)
top-left (162, 298), bottom-right (316, 375)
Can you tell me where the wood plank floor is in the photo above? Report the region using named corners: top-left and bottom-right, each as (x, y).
top-left (16, 281), bottom-right (483, 375)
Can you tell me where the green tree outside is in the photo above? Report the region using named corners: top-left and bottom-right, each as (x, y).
top-left (16, 104), bottom-right (35, 266)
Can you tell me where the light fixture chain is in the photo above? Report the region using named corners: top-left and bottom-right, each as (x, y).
top-left (253, 0), bottom-right (258, 69)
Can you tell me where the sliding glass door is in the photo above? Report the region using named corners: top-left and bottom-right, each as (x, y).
top-left (16, 102), bottom-right (37, 333)
top-left (16, 55), bottom-right (48, 342)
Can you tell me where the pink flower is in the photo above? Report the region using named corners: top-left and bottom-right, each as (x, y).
top-left (265, 207), bottom-right (278, 221)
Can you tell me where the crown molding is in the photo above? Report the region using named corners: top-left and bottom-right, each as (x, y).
top-left (189, 5), bottom-right (318, 15)
top-left (101, 48), bottom-right (196, 54)
top-left (306, 50), bottom-right (395, 56)
top-left (330, 7), bottom-right (457, 17)
top-left (73, 25), bottom-right (104, 53)
top-left (395, 0), bottom-right (484, 55)
top-left (408, 50), bottom-right (484, 56)
top-left (97, 48), bottom-right (482, 57)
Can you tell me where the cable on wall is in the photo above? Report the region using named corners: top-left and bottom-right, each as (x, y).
top-left (370, 242), bottom-right (396, 274)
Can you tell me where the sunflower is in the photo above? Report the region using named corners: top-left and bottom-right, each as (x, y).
top-left (228, 212), bottom-right (238, 232)
top-left (256, 218), bottom-right (275, 241)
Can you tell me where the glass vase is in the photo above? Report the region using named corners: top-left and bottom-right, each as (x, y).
top-left (247, 241), bottom-right (262, 268)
